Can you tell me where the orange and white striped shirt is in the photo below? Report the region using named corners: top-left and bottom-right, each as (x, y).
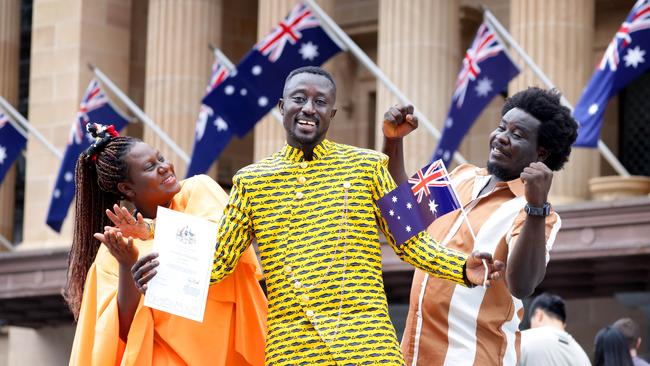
top-left (401, 164), bottom-right (561, 366)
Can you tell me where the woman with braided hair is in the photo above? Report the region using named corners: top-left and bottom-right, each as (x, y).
top-left (67, 124), bottom-right (267, 366)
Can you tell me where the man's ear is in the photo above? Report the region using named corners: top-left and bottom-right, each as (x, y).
top-left (117, 182), bottom-right (135, 199)
top-left (330, 108), bottom-right (337, 118)
top-left (537, 147), bottom-right (549, 162)
top-left (278, 99), bottom-right (285, 115)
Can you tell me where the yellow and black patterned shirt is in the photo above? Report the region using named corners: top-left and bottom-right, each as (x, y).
top-left (211, 139), bottom-right (468, 365)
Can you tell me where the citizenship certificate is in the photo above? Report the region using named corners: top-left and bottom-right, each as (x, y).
top-left (143, 206), bottom-right (219, 322)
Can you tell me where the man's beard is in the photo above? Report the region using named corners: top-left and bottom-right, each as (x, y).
top-left (487, 160), bottom-right (518, 181)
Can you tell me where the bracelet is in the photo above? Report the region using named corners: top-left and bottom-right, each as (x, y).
top-left (144, 219), bottom-right (155, 240)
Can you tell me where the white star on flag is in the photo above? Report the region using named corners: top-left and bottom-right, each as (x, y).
top-left (299, 41), bottom-right (319, 61)
top-left (406, 202), bottom-right (412, 209)
top-left (0, 145), bottom-right (6, 164)
top-left (389, 209), bottom-right (394, 216)
top-left (623, 46), bottom-right (646, 68)
top-left (215, 116), bottom-right (228, 132)
top-left (445, 118), bottom-right (453, 128)
top-left (475, 77), bottom-right (493, 97)
top-left (428, 199), bottom-right (438, 214)
top-left (405, 225), bottom-right (411, 233)
top-left (392, 196), bottom-right (398, 203)
top-left (64, 172), bottom-right (73, 182)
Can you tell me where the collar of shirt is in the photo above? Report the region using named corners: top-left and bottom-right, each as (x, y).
top-left (280, 139), bottom-right (335, 162)
top-left (475, 167), bottom-right (525, 198)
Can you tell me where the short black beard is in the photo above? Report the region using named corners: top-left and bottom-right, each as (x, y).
top-left (487, 160), bottom-right (518, 181)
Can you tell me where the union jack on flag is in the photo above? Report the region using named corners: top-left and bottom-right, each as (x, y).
top-left (452, 23), bottom-right (505, 108)
top-left (256, 3), bottom-right (320, 62)
top-left (574, 0), bottom-right (650, 147)
top-left (409, 160), bottom-right (449, 203)
top-left (70, 79), bottom-right (110, 145)
top-left (206, 58), bottom-right (229, 93)
top-left (599, 0), bottom-right (650, 71)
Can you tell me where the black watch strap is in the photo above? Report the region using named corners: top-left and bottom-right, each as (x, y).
top-left (524, 202), bottom-right (551, 216)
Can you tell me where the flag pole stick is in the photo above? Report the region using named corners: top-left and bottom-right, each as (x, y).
top-left (208, 45), bottom-right (285, 125)
top-left (442, 163), bottom-right (487, 288)
top-left (88, 64), bottom-right (190, 164)
top-left (0, 96), bottom-right (63, 160)
top-left (303, 0), bottom-right (468, 165)
top-left (0, 233), bottom-right (12, 251)
top-left (483, 7), bottom-right (630, 177)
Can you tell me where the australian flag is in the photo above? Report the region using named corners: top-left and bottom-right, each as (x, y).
top-left (45, 79), bottom-right (129, 232)
top-left (574, 0), bottom-right (650, 147)
top-left (201, 2), bottom-right (343, 140)
top-left (186, 57), bottom-right (232, 177)
top-left (0, 112), bottom-right (27, 184)
top-left (432, 22), bottom-right (519, 167)
top-left (378, 159), bottom-right (461, 245)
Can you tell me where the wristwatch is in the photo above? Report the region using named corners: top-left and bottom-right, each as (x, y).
top-left (524, 202), bottom-right (551, 216)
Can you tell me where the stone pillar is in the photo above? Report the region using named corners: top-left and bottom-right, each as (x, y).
top-left (0, 0), bottom-right (21, 245)
top-left (144, 0), bottom-right (222, 175)
top-left (376, 0), bottom-right (460, 174)
top-left (23, 0), bottom-right (132, 247)
top-left (510, 0), bottom-right (598, 203)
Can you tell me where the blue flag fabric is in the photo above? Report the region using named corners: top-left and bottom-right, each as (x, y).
top-left (378, 159), bottom-right (461, 246)
top-left (46, 80), bottom-right (129, 232)
top-left (432, 22), bottom-right (519, 167)
top-left (0, 112), bottom-right (27, 184)
top-left (201, 2), bottom-right (343, 139)
top-left (186, 58), bottom-right (232, 177)
top-left (573, 0), bottom-right (650, 147)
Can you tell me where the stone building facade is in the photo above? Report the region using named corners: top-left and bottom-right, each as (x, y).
top-left (0, 0), bottom-right (648, 364)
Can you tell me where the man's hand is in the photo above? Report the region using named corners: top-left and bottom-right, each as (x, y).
top-left (465, 251), bottom-right (505, 288)
top-left (520, 162), bottom-right (553, 207)
top-left (94, 228), bottom-right (139, 268)
top-left (106, 204), bottom-right (151, 240)
top-left (131, 253), bottom-right (160, 294)
top-left (383, 104), bottom-right (418, 138)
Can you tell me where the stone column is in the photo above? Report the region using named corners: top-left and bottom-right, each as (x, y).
top-left (376, 0), bottom-right (460, 174)
top-left (0, 0), bottom-right (21, 245)
top-left (144, 0), bottom-right (222, 175)
top-left (510, 0), bottom-right (598, 203)
top-left (23, 0), bottom-right (132, 247)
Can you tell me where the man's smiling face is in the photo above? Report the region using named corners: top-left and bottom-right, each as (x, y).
top-left (487, 107), bottom-right (543, 181)
top-left (279, 72), bottom-right (337, 149)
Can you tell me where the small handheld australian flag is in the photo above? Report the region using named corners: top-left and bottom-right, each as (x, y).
top-left (378, 159), bottom-right (461, 245)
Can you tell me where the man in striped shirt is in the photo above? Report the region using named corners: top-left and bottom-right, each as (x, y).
top-left (382, 87), bottom-right (579, 365)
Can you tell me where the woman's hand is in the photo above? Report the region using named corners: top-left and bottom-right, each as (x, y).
top-left (94, 228), bottom-right (139, 269)
top-left (131, 253), bottom-right (160, 294)
top-left (105, 204), bottom-right (152, 240)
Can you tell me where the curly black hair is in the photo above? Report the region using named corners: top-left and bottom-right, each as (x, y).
top-left (502, 87), bottom-right (578, 171)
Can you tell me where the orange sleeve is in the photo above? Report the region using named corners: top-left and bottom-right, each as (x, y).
top-left (68, 248), bottom-right (126, 366)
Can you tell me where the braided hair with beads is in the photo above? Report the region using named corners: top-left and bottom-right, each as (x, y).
top-left (64, 123), bottom-right (140, 320)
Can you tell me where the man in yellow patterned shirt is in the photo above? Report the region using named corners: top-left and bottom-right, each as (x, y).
top-left (132, 66), bottom-right (504, 365)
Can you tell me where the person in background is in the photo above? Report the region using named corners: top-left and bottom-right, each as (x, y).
top-left (594, 326), bottom-right (635, 366)
top-left (613, 318), bottom-right (650, 366)
top-left (520, 293), bottom-right (591, 366)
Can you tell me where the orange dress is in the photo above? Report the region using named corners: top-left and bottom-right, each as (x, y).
top-left (69, 175), bottom-right (267, 366)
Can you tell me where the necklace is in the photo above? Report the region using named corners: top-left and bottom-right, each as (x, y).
top-left (287, 182), bottom-right (350, 344)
